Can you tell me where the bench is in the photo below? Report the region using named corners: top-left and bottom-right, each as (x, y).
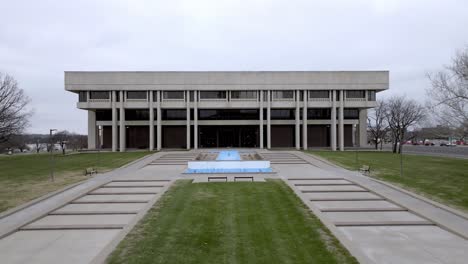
top-left (359, 165), bottom-right (370, 174)
top-left (208, 176), bottom-right (228, 182)
top-left (234, 176), bottom-right (254, 182)
top-left (85, 167), bottom-right (97, 176)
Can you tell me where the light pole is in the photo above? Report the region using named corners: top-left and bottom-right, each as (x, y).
top-left (49, 129), bottom-right (57, 182)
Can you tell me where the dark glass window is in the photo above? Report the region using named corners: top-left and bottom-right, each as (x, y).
top-left (309, 90), bottom-right (330, 98)
top-left (190, 91), bottom-right (195, 101)
top-left (89, 91), bottom-right (109, 100)
top-left (163, 91), bottom-right (185, 100)
top-left (368, 90), bottom-right (376, 101)
top-left (231, 91), bottom-right (257, 99)
top-left (200, 91), bottom-right (227, 99)
top-left (162, 109), bottom-right (187, 120)
top-left (272, 91), bottom-right (294, 99)
top-left (199, 109), bottom-right (259, 120)
top-left (346, 90), bottom-right (366, 98)
top-left (127, 91), bottom-right (147, 100)
top-left (78, 91), bottom-right (87, 102)
top-left (268, 109), bottom-right (295, 120)
top-left (307, 109), bottom-right (331, 120)
top-left (125, 109), bottom-right (149, 120)
top-left (344, 108), bottom-right (359, 119)
top-left (96, 110), bottom-right (113, 121)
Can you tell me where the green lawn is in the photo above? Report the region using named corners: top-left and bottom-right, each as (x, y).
top-left (108, 180), bottom-right (357, 264)
top-left (0, 151), bottom-right (152, 213)
top-left (308, 150), bottom-right (468, 212)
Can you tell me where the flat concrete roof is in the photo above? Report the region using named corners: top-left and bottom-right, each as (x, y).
top-left (65, 71), bottom-right (389, 91)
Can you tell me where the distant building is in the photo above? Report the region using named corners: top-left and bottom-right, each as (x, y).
top-left (65, 71), bottom-right (389, 151)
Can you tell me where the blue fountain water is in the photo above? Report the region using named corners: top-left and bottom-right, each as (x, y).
top-left (216, 150), bottom-right (241, 161)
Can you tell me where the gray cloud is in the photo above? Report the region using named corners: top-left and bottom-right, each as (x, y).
top-left (1, 0), bottom-right (467, 133)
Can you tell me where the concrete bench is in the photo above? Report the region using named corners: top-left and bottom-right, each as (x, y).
top-left (208, 176), bottom-right (228, 182)
top-left (234, 176), bottom-right (254, 182)
top-left (359, 165), bottom-right (370, 174)
top-left (85, 167), bottom-right (97, 176)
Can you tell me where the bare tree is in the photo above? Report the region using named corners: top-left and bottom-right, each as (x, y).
top-left (427, 46), bottom-right (468, 140)
top-left (386, 96), bottom-right (425, 153)
top-left (0, 73), bottom-right (31, 143)
top-left (368, 100), bottom-right (389, 150)
top-left (53, 130), bottom-right (70, 155)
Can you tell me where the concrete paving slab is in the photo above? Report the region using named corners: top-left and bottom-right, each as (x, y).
top-left (73, 194), bottom-right (154, 203)
top-left (311, 200), bottom-right (402, 211)
top-left (306, 192), bottom-right (382, 201)
top-left (52, 203), bottom-right (146, 214)
top-left (0, 230), bottom-right (120, 264)
top-left (105, 181), bottom-right (168, 187)
top-left (293, 179), bottom-right (353, 185)
top-left (338, 226), bottom-right (468, 264)
top-left (298, 185), bottom-right (366, 192)
top-left (90, 187), bottom-right (161, 194)
top-left (324, 211), bottom-right (428, 224)
top-left (23, 214), bottom-right (135, 229)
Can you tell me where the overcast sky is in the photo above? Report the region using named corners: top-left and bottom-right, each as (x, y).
top-left (1, 0), bottom-right (467, 134)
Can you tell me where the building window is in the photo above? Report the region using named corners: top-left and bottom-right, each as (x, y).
top-left (190, 91), bottom-right (195, 101)
top-left (89, 91), bottom-right (110, 100)
top-left (162, 109), bottom-right (186, 120)
top-left (269, 109), bottom-right (295, 120)
top-left (368, 90), bottom-right (376, 101)
top-left (272, 91), bottom-right (294, 100)
top-left (230, 91), bottom-right (257, 100)
top-left (127, 91), bottom-right (147, 100)
top-left (309, 90), bottom-right (330, 98)
top-left (96, 110), bottom-right (113, 121)
top-left (125, 109), bottom-right (149, 120)
top-left (307, 109), bottom-right (331, 120)
top-left (344, 108), bottom-right (359, 119)
top-left (78, 91), bottom-right (87, 102)
top-left (346, 90), bottom-right (366, 99)
top-left (199, 91), bottom-right (227, 100)
top-left (199, 109), bottom-right (259, 120)
top-left (163, 91), bottom-right (185, 100)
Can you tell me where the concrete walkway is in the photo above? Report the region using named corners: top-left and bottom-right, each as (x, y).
top-left (0, 151), bottom-right (188, 264)
top-left (266, 150), bottom-right (468, 264)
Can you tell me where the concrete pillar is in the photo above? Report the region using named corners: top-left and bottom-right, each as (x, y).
top-left (111, 91), bottom-right (118, 152)
top-left (186, 90), bottom-right (191, 149)
top-left (358, 108), bottom-right (368, 147)
top-left (331, 90), bottom-right (337, 151)
top-left (149, 91), bottom-right (154, 151)
top-left (339, 90), bottom-right (344, 151)
top-left (267, 90), bottom-right (271, 149)
top-left (87, 110), bottom-right (96, 150)
top-left (156, 91), bottom-right (162, 150)
top-left (302, 90), bottom-right (308, 150)
top-left (295, 90), bottom-right (300, 150)
top-left (259, 90), bottom-right (264, 149)
top-left (119, 91), bottom-right (125, 152)
top-left (194, 90), bottom-right (198, 149)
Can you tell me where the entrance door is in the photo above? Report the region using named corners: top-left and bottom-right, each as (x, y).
top-left (219, 127), bottom-right (238, 147)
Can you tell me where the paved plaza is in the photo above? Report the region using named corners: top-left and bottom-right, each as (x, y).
top-left (0, 150), bottom-right (467, 263)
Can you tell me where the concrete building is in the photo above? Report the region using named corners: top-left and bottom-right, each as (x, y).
top-left (65, 71), bottom-right (389, 151)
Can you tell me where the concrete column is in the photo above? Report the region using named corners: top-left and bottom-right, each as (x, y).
top-left (156, 91), bottom-right (162, 150)
top-left (194, 90), bottom-right (198, 149)
top-left (149, 91), bottom-right (154, 151)
top-left (87, 110), bottom-right (96, 150)
top-left (111, 91), bottom-right (118, 152)
top-left (119, 91), bottom-right (125, 152)
top-left (330, 90), bottom-right (337, 151)
top-left (186, 90), bottom-right (191, 149)
top-left (267, 90), bottom-right (271, 149)
top-left (259, 90), bottom-right (264, 149)
top-left (302, 90), bottom-right (308, 150)
top-left (339, 90), bottom-right (344, 151)
top-left (295, 89), bottom-right (300, 150)
top-left (358, 108), bottom-right (368, 147)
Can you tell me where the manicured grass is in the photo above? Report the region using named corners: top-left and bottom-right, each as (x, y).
top-left (0, 151), bottom-right (152, 212)
top-left (108, 180), bottom-right (357, 264)
top-left (308, 150), bottom-right (468, 212)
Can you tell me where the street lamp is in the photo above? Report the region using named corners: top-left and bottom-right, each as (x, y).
top-left (49, 129), bottom-right (57, 182)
